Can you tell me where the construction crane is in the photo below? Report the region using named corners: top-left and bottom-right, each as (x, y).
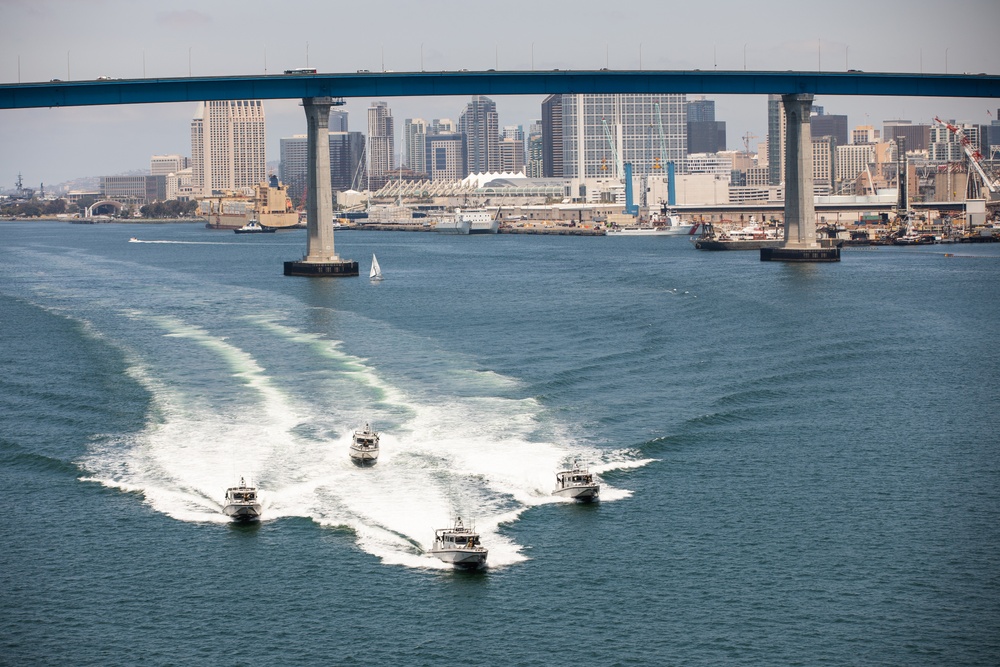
top-left (933, 116), bottom-right (1000, 195)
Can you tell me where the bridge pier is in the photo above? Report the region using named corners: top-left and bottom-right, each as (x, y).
top-left (761, 93), bottom-right (840, 262)
top-left (284, 96), bottom-right (358, 277)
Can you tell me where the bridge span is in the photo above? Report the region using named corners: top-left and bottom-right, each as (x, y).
top-left (1, 69), bottom-right (998, 110)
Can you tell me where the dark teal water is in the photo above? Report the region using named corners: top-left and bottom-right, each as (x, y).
top-left (2, 221), bottom-right (998, 665)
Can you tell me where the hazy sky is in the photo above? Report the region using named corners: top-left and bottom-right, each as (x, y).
top-left (2, 0), bottom-right (998, 189)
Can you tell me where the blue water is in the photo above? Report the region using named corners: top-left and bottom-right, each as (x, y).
top-left (2, 221), bottom-right (998, 665)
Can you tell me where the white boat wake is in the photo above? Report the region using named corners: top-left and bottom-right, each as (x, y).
top-left (78, 312), bottom-right (649, 570)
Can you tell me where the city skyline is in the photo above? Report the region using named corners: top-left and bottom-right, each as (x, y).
top-left (1, 0), bottom-right (998, 188)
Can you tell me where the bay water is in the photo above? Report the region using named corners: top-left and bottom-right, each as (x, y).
top-left (2, 221), bottom-right (998, 665)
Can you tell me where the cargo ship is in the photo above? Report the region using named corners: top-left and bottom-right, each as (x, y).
top-left (203, 176), bottom-right (300, 230)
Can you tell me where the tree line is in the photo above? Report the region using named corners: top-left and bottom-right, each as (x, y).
top-left (1, 197), bottom-right (198, 218)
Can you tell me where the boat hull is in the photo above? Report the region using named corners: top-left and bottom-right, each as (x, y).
top-left (349, 447), bottom-right (379, 466)
top-left (694, 238), bottom-right (782, 250)
top-left (435, 220), bottom-right (472, 235)
top-left (430, 548), bottom-right (488, 568)
top-left (553, 485), bottom-right (600, 501)
top-left (608, 226), bottom-right (696, 236)
top-left (223, 503), bottom-right (262, 522)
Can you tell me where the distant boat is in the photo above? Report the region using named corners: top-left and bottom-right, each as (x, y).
top-left (223, 477), bottom-right (262, 522)
top-left (429, 517), bottom-right (488, 569)
top-left (234, 219), bottom-right (275, 234)
top-left (128, 237), bottom-right (140, 243)
top-left (552, 461), bottom-right (600, 502)
top-left (350, 423), bottom-right (380, 465)
top-left (370, 254), bottom-right (383, 281)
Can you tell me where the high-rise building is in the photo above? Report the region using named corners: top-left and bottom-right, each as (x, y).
top-left (431, 118), bottom-right (457, 134)
top-left (560, 93), bottom-right (687, 180)
top-left (812, 136), bottom-right (836, 195)
top-left (459, 96), bottom-right (500, 174)
top-left (686, 97), bottom-right (726, 153)
top-left (330, 110), bottom-right (349, 132)
top-left (500, 138), bottom-right (525, 173)
top-left (882, 120), bottom-right (930, 151)
top-left (767, 95), bottom-right (784, 185)
top-left (404, 118), bottom-right (428, 174)
top-left (190, 100), bottom-right (266, 196)
top-left (425, 133), bottom-right (466, 182)
top-left (526, 119), bottom-right (543, 178)
top-left (810, 111), bottom-right (848, 146)
top-left (541, 95), bottom-right (563, 178)
top-left (687, 98), bottom-right (716, 123)
top-left (930, 121), bottom-right (981, 162)
top-left (367, 101), bottom-right (394, 189)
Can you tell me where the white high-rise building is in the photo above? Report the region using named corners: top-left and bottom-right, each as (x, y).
top-left (561, 94), bottom-right (687, 181)
top-left (190, 100), bottom-right (266, 196)
top-left (367, 101), bottom-right (394, 188)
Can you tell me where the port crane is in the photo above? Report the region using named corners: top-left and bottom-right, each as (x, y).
top-left (601, 118), bottom-right (638, 216)
top-left (933, 116), bottom-right (1000, 197)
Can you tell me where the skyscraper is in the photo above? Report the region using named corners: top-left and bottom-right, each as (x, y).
top-left (404, 118), bottom-right (428, 174)
top-left (686, 98), bottom-right (727, 154)
top-left (541, 95), bottom-right (563, 178)
top-left (560, 93), bottom-right (687, 179)
top-left (767, 94), bottom-right (784, 186)
top-left (367, 101), bottom-right (394, 189)
top-left (191, 100), bottom-right (266, 196)
top-left (459, 96), bottom-right (500, 174)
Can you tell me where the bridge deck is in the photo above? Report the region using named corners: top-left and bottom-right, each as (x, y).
top-left (1, 70), bottom-right (998, 110)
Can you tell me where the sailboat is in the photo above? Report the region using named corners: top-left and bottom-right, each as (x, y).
top-left (370, 254), bottom-right (383, 281)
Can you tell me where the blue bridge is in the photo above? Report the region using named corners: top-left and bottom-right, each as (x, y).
top-left (1, 69), bottom-right (998, 109)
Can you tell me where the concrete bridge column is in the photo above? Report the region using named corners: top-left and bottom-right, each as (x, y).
top-left (761, 93), bottom-right (840, 262)
top-left (284, 96), bottom-right (358, 277)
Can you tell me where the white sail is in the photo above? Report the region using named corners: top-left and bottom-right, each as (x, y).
top-left (370, 254), bottom-right (382, 280)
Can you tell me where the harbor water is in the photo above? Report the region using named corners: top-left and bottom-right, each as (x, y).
top-left (2, 221), bottom-right (998, 665)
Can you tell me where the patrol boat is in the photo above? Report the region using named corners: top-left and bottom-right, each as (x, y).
top-left (552, 461), bottom-right (600, 502)
top-left (429, 517), bottom-right (488, 569)
top-left (349, 423), bottom-right (380, 466)
top-left (223, 477), bottom-right (262, 521)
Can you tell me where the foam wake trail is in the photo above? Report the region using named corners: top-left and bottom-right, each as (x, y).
top-left (80, 311), bottom-right (650, 569)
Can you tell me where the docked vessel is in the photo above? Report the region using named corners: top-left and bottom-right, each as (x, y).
top-left (608, 208), bottom-right (703, 236)
top-left (434, 218), bottom-right (472, 234)
top-left (429, 517), bottom-right (488, 569)
top-left (692, 221), bottom-right (783, 250)
top-left (222, 477), bottom-right (262, 522)
top-left (349, 423), bottom-right (380, 466)
top-left (435, 208), bottom-right (500, 234)
top-left (203, 175), bottom-right (300, 230)
top-left (234, 219), bottom-right (275, 234)
top-left (552, 461), bottom-right (600, 502)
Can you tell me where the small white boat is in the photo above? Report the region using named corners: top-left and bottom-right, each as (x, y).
top-left (234, 219), bottom-right (275, 234)
top-left (552, 461), bottom-right (600, 502)
top-left (223, 477), bottom-right (262, 521)
top-left (128, 237), bottom-right (140, 243)
top-left (369, 254), bottom-right (383, 281)
top-left (349, 423), bottom-right (379, 465)
top-left (430, 517), bottom-right (488, 569)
